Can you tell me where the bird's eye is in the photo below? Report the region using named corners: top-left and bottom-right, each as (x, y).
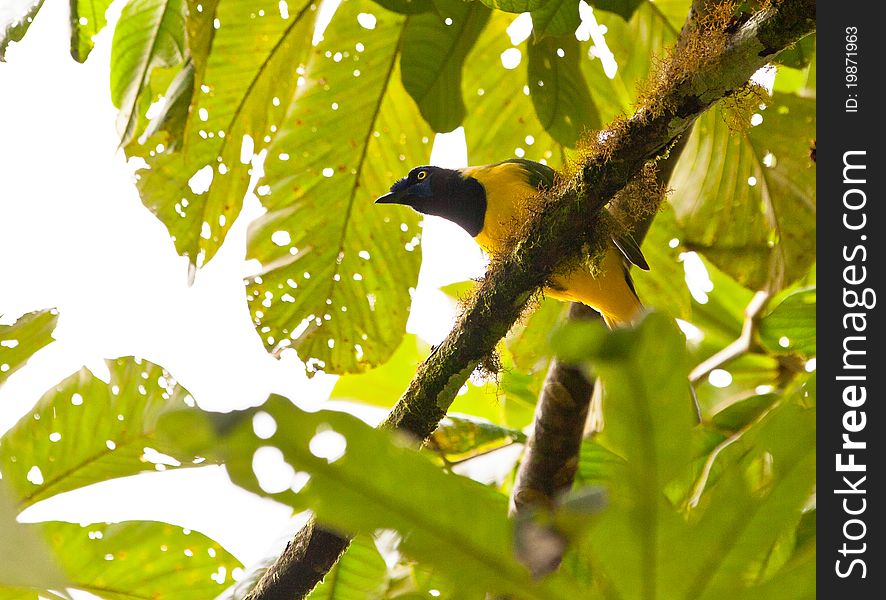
top-left (416, 170), bottom-right (427, 180)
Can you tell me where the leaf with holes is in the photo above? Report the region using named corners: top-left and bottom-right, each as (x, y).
top-left (0, 357), bottom-right (206, 509)
top-left (246, 0), bottom-right (432, 374)
top-left (70, 0), bottom-right (113, 62)
top-left (400, 0), bottom-right (491, 132)
top-left (668, 93), bottom-right (816, 289)
top-left (530, 0), bottom-right (581, 39)
top-left (158, 395), bottom-right (590, 599)
top-left (33, 520), bottom-right (240, 599)
top-left (110, 0), bottom-right (186, 147)
top-left (758, 287), bottom-right (815, 358)
top-left (582, 0), bottom-right (680, 122)
top-left (461, 11), bottom-right (567, 166)
top-left (527, 35), bottom-right (599, 149)
top-left (0, 308), bottom-right (57, 387)
top-left (127, 0), bottom-right (318, 268)
top-left (632, 208), bottom-right (692, 319)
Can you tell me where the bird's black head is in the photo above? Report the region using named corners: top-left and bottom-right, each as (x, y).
top-left (375, 166), bottom-right (486, 236)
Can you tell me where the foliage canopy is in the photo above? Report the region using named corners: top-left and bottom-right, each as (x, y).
top-left (0, 0), bottom-right (815, 598)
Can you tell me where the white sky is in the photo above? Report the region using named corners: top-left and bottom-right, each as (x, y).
top-left (0, 0), bottom-right (486, 571)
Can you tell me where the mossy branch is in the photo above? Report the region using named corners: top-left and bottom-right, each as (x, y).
top-left (383, 0), bottom-right (815, 441)
top-left (245, 1), bottom-right (815, 597)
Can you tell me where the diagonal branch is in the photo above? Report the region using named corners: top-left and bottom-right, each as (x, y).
top-left (246, 1), bottom-right (816, 597)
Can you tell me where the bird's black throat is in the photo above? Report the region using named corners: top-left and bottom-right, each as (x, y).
top-left (427, 170), bottom-right (486, 237)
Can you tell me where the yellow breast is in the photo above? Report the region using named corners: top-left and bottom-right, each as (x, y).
top-left (463, 162), bottom-right (642, 327)
top-left (460, 163), bottom-right (538, 254)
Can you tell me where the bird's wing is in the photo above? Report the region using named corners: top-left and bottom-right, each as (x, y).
top-left (498, 158), bottom-right (557, 190)
top-left (497, 158), bottom-right (649, 271)
top-left (610, 230), bottom-right (650, 271)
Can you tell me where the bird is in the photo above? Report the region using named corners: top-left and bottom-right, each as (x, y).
top-left (375, 159), bottom-right (649, 328)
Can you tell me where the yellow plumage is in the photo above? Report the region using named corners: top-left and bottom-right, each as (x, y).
top-left (460, 162), bottom-right (643, 328)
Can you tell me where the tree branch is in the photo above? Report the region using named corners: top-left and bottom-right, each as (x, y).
top-left (245, 1), bottom-right (815, 597)
top-left (506, 129), bottom-right (690, 578)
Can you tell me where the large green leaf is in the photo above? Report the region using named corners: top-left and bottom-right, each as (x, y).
top-left (159, 396), bottom-right (591, 598)
top-left (400, 0), bottom-right (491, 132)
top-left (461, 11), bottom-right (566, 166)
top-left (0, 0), bottom-right (45, 62)
top-left (0, 357), bottom-right (205, 509)
top-left (527, 34), bottom-right (599, 147)
top-left (552, 313), bottom-right (815, 599)
top-left (110, 0), bottom-right (186, 147)
top-left (246, 0), bottom-right (432, 374)
top-left (128, 0), bottom-right (318, 267)
top-left (69, 0), bottom-right (113, 62)
top-left (0, 309), bottom-right (57, 387)
top-left (307, 536), bottom-right (387, 599)
top-left (582, 0), bottom-right (680, 122)
top-left (668, 93), bottom-right (816, 290)
top-left (530, 0), bottom-right (580, 39)
top-left (40, 520), bottom-right (240, 599)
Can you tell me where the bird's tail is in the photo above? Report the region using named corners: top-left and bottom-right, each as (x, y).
top-left (600, 292), bottom-right (644, 329)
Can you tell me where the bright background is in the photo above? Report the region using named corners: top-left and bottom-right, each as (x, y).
top-left (0, 0), bottom-right (695, 577)
top-left (0, 0), bottom-right (495, 569)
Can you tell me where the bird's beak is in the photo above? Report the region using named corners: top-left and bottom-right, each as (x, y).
top-left (374, 190), bottom-right (405, 205)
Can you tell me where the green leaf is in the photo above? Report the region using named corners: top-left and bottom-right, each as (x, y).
top-left (527, 34), bottom-right (599, 149)
top-left (128, 0), bottom-right (318, 267)
top-left (574, 439), bottom-right (625, 486)
top-left (461, 11), bottom-right (566, 166)
top-left (44, 520), bottom-right (240, 599)
top-left (372, 0), bottom-right (434, 13)
top-left (142, 57), bottom-right (194, 145)
top-left (0, 481), bottom-right (66, 592)
top-left (0, 357), bottom-right (205, 509)
top-left (401, 0), bottom-right (491, 132)
top-left (110, 0), bottom-right (186, 147)
top-left (246, 0), bottom-right (432, 374)
top-left (582, 0), bottom-right (680, 122)
top-left (162, 396), bottom-right (590, 599)
top-left (632, 208), bottom-right (692, 319)
top-left (69, 0), bottom-right (113, 62)
top-left (429, 416), bottom-right (526, 462)
top-left (758, 287), bottom-right (815, 357)
top-left (587, 0), bottom-right (644, 21)
top-left (331, 334), bottom-right (504, 424)
top-left (668, 93), bottom-right (816, 289)
top-left (0, 0), bottom-right (45, 62)
top-left (471, 0), bottom-right (544, 15)
top-left (0, 309), bottom-right (57, 387)
top-left (553, 312), bottom-right (815, 598)
top-left (530, 1), bottom-right (581, 39)
top-left (679, 404), bottom-right (815, 599)
top-left (307, 536), bottom-right (387, 599)
top-left (710, 393), bottom-right (779, 433)
top-left (506, 297), bottom-right (564, 372)
top-left (775, 34), bottom-right (815, 69)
